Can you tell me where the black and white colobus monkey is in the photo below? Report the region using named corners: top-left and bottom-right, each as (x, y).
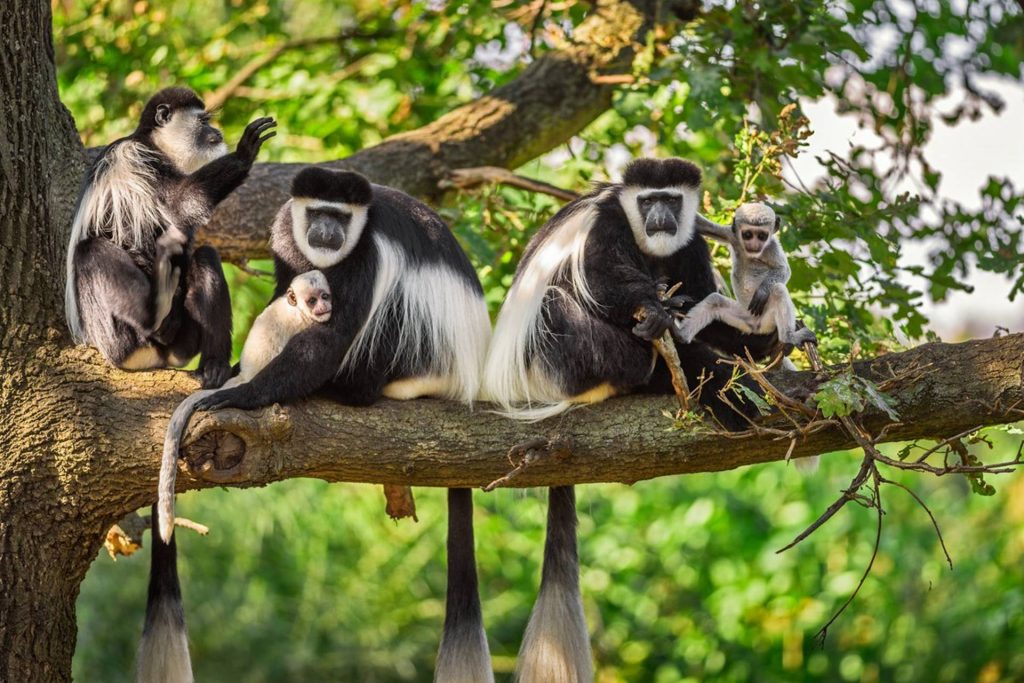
top-left (65, 87), bottom-right (276, 388)
top-left (483, 158), bottom-right (781, 681)
top-left (138, 271), bottom-right (333, 683)
top-left (680, 202), bottom-right (817, 349)
top-left (182, 167), bottom-right (495, 680)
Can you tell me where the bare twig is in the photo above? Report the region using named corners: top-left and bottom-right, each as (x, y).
top-left (441, 166), bottom-right (580, 202)
top-left (484, 436), bottom-right (574, 492)
top-left (205, 28), bottom-right (392, 110)
top-left (814, 471), bottom-right (884, 646)
top-left (879, 476), bottom-right (952, 569)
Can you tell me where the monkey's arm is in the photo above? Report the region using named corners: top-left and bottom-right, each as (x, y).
top-left (746, 271), bottom-right (790, 317)
top-left (193, 321), bottom-right (349, 411)
top-left (694, 214), bottom-right (735, 245)
top-left (166, 117), bottom-right (277, 235)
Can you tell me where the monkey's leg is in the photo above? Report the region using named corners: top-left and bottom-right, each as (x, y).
top-left (543, 310), bottom-right (655, 399)
top-left (73, 238), bottom-right (177, 368)
top-left (676, 293), bottom-right (754, 344)
top-left (167, 246), bottom-right (232, 389)
top-left (769, 285), bottom-right (816, 346)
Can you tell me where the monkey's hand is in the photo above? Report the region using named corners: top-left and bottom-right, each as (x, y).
top-left (632, 301), bottom-right (674, 341)
top-left (783, 326), bottom-right (818, 347)
top-left (654, 279), bottom-right (694, 317)
top-left (747, 282), bottom-right (773, 317)
top-left (193, 383), bottom-right (262, 413)
top-left (235, 116), bottom-right (277, 165)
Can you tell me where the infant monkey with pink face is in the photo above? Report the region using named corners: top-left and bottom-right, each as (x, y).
top-left (678, 202), bottom-right (817, 353)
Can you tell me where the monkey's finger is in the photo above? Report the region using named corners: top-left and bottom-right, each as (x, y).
top-left (256, 131), bottom-right (277, 145)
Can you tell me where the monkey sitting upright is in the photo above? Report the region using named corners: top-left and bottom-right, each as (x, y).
top-left (677, 202), bottom-right (817, 350)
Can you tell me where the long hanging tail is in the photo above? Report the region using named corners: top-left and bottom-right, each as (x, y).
top-left (435, 488), bottom-right (494, 683)
top-left (515, 486), bottom-right (592, 683)
top-left (136, 505), bottom-right (194, 683)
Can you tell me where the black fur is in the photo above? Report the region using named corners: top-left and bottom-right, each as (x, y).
top-left (291, 167), bottom-right (373, 205)
top-left (70, 88), bottom-right (274, 388)
top-left (193, 177), bottom-right (483, 411)
top-left (143, 505), bottom-right (186, 635)
top-left (622, 157), bottom-right (702, 189)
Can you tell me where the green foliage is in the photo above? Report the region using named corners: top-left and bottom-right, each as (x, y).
top-left (75, 436), bottom-right (1024, 682)
top-left (813, 371), bottom-right (900, 421)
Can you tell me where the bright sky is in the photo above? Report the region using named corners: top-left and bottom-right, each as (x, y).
top-left (788, 77), bottom-right (1024, 341)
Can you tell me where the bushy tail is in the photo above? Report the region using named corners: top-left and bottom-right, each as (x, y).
top-left (515, 486), bottom-right (592, 683)
top-left (435, 488), bottom-right (494, 683)
top-left (136, 505), bottom-right (193, 683)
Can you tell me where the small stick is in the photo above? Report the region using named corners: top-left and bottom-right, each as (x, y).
top-left (634, 283), bottom-right (693, 413)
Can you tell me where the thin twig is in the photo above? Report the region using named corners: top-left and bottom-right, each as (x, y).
top-left (205, 28), bottom-right (392, 110)
top-left (879, 476), bottom-right (952, 569)
top-left (814, 472), bottom-right (884, 646)
top-left (441, 166), bottom-right (580, 202)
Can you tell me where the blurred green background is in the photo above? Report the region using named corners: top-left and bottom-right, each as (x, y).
top-left (57, 0), bottom-right (1024, 680)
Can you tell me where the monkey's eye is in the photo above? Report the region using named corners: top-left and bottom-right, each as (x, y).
top-left (741, 230), bottom-right (754, 240)
top-left (756, 231), bottom-right (769, 241)
top-left (321, 293), bottom-right (331, 301)
top-left (307, 297), bottom-right (318, 308)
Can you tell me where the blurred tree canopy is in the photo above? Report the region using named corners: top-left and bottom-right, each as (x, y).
top-left (52, 0), bottom-right (1024, 680)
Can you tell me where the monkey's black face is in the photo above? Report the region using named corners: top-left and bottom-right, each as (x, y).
top-left (638, 191), bottom-right (683, 237)
top-left (305, 207), bottom-right (350, 251)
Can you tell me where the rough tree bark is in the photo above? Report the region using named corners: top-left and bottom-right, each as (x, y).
top-left (0, 0), bottom-right (1021, 681)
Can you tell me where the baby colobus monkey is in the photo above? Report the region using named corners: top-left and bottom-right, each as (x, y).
top-left (136, 271), bottom-right (332, 683)
top-left (678, 202), bottom-right (817, 351)
top-left (65, 87), bottom-right (276, 388)
top-left (157, 270), bottom-right (333, 543)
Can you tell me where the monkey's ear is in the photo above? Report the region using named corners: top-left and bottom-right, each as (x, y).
top-left (286, 289), bottom-right (297, 307)
top-left (774, 216), bottom-right (781, 232)
top-left (155, 104), bottom-right (173, 127)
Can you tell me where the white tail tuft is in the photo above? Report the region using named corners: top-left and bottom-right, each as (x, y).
top-left (515, 581), bottom-right (592, 683)
top-left (135, 598), bottom-right (194, 683)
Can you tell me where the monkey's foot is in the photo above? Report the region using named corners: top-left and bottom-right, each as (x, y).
top-left (196, 359), bottom-right (231, 389)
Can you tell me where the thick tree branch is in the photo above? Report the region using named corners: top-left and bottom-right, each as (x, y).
top-left (195, 0), bottom-right (673, 263)
top-left (71, 334), bottom-right (1022, 519)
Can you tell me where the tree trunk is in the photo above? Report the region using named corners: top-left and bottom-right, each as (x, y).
top-left (0, 1), bottom-right (93, 680)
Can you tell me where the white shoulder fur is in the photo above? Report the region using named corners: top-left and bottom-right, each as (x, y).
top-left (65, 141), bottom-right (167, 342)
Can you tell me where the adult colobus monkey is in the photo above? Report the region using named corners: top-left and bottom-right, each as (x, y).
top-left (138, 271), bottom-right (333, 683)
top-left (483, 158), bottom-right (780, 681)
top-left (65, 87), bottom-right (276, 388)
top-left (183, 168), bottom-right (494, 680)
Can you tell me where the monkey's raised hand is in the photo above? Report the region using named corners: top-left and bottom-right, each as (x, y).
top-left (235, 116), bottom-right (277, 165)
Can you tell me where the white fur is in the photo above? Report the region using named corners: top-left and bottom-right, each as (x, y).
top-left (151, 108), bottom-right (227, 175)
top-left (135, 598), bottom-right (193, 683)
top-left (289, 198), bottom-right (369, 269)
top-left (158, 271), bottom-right (331, 542)
top-left (435, 628), bottom-right (495, 683)
top-left (481, 200), bottom-right (604, 416)
top-left (339, 235), bottom-right (491, 403)
top-left (65, 141), bottom-right (167, 342)
top-left (618, 185), bottom-right (698, 257)
top-left (515, 582), bottom-right (593, 683)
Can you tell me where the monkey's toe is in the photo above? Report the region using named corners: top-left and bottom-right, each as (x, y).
top-left (197, 362), bottom-right (231, 389)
